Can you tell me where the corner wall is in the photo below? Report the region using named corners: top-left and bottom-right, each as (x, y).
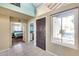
top-left (22, 21), bottom-right (28, 43)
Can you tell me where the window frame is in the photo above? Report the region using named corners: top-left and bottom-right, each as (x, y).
top-left (51, 8), bottom-right (79, 49)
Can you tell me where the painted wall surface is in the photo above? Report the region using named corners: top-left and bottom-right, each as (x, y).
top-left (0, 3), bottom-right (36, 17)
top-left (21, 3), bottom-right (36, 16)
top-left (35, 3), bottom-right (79, 56)
top-left (36, 4), bottom-right (51, 16)
top-left (0, 14), bottom-right (11, 51)
top-left (22, 21), bottom-right (28, 43)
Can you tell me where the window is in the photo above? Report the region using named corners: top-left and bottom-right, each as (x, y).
top-left (13, 23), bottom-right (22, 31)
top-left (11, 3), bottom-right (21, 7)
top-left (62, 15), bottom-right (74, 45)
top-left (51, 8), bottom-right (79, 49)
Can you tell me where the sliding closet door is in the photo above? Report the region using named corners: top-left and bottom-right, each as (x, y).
top-left (36, 17), bottom-right (46, 50)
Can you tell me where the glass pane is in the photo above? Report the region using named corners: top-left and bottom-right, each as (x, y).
top-left (53, 17), bottom-right (62, 43)
top-left (13, 23), bottom-right (22, 31)
top-left (62, 15), bottom-right (75, 45)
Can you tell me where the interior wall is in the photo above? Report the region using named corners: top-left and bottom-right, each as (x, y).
top-left (22, 21), bottom-right (28, 43)
top-left (21, 3), bottom-right (36, 16)
top-left (0, 14), bottom-right (11, 51)
top-left (35, 3), bottom-right (79, 56)
top-left (36, 4), bottom-right (51, 16)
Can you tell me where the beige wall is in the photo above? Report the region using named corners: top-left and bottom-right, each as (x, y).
top-left (36, 4), bottom-right (51, 16)
top-left (0, 14), bottom-right (11, 51)
top-left (0, 6), bottom-right (33, 52)
top-left (23, 22), bottom-right (28, 43)
top-left (0, 14), bottom-right (29, 52)
top-left (35, 3), bottom-right (79, 56)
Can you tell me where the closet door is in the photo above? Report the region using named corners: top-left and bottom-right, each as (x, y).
top-left (36, 17), bottom-right (46, 50)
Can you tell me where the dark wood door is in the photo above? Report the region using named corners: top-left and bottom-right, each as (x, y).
top-left (36, 17), bottom-right (46, 50)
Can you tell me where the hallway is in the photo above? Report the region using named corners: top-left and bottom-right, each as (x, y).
top-left (0, 42), bottom-right (53, 56)
top-left (0, 3), bottom-right (79, 56)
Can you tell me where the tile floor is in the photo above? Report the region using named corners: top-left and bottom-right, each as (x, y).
top-left (0, 42), bottom-right (53, 56)
top-left (12, 38), bottom-right (24, 46)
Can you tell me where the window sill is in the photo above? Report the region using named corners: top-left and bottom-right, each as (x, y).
top-left (51, 40), bottom-right (78, 50)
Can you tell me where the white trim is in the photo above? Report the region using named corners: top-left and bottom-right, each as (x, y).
top-left (0, 48), bottom-right (10, 53)
top-left (46, 50), bottom-right (58, 56)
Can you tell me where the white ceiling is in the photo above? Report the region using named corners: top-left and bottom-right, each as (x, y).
top-left (33, 3), bottom-right (64, 10)
top-left (33, 3), bottom-right (43, 8)
top-left (33, 3), bottom-right (67, 16)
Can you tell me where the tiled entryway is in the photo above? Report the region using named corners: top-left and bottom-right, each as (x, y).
top-left (0, 42), bottom-right (53, 56)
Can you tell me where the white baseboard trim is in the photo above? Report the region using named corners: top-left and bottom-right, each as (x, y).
top-left (46, 50), bottom-right (58, 56)
top-left (0, 48), bottom-right (10, 53)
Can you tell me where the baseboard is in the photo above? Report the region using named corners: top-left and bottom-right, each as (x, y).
top-left (0, 48), bottom-right (10, 53)
top-left (46, 50), bottom-right (58, 56)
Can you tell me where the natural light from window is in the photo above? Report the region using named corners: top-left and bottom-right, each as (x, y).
top-left (51, 8), bottom-right (78, 49)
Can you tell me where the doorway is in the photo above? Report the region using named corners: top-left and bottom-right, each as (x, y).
top-left (36, 17), bottom-right (46, 50)
top-left (29, 23), bottom-right (34, 44)
top-left (11, 22), bottom-right (24, 46)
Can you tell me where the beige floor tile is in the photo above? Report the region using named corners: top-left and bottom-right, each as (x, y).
top-left (0, 42), bottom-right (53, 56)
